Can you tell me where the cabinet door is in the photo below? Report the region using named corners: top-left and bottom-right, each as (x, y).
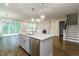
top-left (19, 34), bottom-right (25, 49)
top-left (19, 34), bottom-right (22, 46)
top-left (19, 34), bottom-right (30, 53)
top-left (24, 36), bottom-right (29, 53)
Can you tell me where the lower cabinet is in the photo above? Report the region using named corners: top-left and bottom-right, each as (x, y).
top-left (24, 37), bottom-right (29, 53)
top-left (19, 34), bottom-right (30, 53)
top-left (19, 34), bottom-right (52, 56)
top-left (19, 34), bottom-right (40, 56)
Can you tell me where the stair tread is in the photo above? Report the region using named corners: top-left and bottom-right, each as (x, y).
top-left (66, 35), bottom-right (78, 37)
top-left (65, 38), bottom-right (79, 41)
top-left (66, 37), bottom-right (79, 39)
top-left (64, 25), bottom-right (78, 42)
top-left (65, 39), bottom-right (79, 42)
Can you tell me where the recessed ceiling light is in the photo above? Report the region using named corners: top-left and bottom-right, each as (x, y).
top-left (5, 3), bottom-right (9, 6)
top-left (40, 15), bottom-right (45, 19)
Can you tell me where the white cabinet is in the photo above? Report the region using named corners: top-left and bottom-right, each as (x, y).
top-left (19, 34), bottom-right (24, 48)
top-left (19, 34), bottom-right (29, 53)
top-left (19, 34), bottom-right (53, 56)
top-left (24, 36), bottom-right (29, 53)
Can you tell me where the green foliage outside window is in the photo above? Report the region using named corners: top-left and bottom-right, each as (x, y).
top-left (2, 20), bottom-right (20, 34)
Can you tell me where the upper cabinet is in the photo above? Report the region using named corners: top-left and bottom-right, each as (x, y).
top-left (67, 13), bottom-right (78, 25)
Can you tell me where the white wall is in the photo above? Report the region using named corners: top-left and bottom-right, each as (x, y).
top-left (36, 20), bottom-right (51, 34)
top-left (19, 21), bottom-right (27, 34)
top-left (51, 21), bottom-right (59, 36)
top-left (51, 18), bottom-right (66, 36)
top-left (36, 18), bottom-right (66, 36)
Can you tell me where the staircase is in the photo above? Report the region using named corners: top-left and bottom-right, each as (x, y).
top-left (64, 25), bottom-right (79, 43)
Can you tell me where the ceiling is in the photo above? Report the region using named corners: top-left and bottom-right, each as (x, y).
top-left (0, 3), bottom-right (79, 21)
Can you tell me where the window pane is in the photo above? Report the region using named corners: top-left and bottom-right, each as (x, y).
top-left (26, 23), bottom-right (36, 34)
top-left (1, 20), bottom-right (20, 34)
top-left (15, 22), bottom-right (20, 33)
top-left (26, 23), bottom-right (36, 31)
top-left (9, 22), bottom-right (15, 33)
top-left (2, 22), bottom-right (9, 34)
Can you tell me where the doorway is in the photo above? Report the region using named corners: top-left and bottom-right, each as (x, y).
top-left (59, 21), bottom-right (65, 40)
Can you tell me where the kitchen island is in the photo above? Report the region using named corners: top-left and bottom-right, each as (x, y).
top-left (19, 33), bottom-right (54, 56)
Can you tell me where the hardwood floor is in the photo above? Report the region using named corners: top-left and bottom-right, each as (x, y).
top-left (0, 35), bottom-right (29, 56)
top-left (53, 36), bottom-right (79, 56)
top-left (0, 35), bottom-right (79, 56)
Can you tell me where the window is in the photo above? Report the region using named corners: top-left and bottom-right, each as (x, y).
top-left (2, 22), bottom-right (9, 34)
top-left (15, 22), bottom-right (20, 33)
top-left (26, 22), bottom-right (36, 35)
top-left (1, 19), bottom-right (20, 34)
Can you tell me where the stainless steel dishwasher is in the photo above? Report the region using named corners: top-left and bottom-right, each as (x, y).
top-left (29, 37), bottom-right (40, 56)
